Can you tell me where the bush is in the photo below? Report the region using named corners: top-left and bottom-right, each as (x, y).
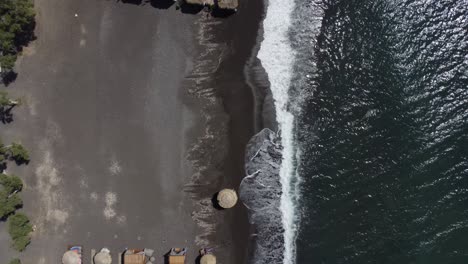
top-left (0, 93), bottom-right (19, 123)
top-left (0, 91), bottom-right (17, 108)
top-left (6, 143), bottom-right (29, 164)
top-left (0, 190), bottom-right (22, 219)
top-left (9, 258), bottom-right (21, 264)
top-left (0, 174), bottom-right (23, 194)
top-left (0, 0), bottom-right (35, 75)
top-left (8, 213), bottom-right (32, 251)
top-left (0, 54), bottom-right (17, 72)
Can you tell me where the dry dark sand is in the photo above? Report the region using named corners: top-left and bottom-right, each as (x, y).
top-left (0, 0), bottom-right (263, 263)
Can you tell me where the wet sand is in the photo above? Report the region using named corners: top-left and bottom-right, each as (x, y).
top-left (0, 0), bottom-right (263, 263)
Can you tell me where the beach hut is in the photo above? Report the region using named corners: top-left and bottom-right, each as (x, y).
top-left (183, 0), bottom-right (238, 10)
top-left (217, 0), bottom-right (238, 9)
top-left (94, 248), bottom-right (112, 264)
top-left (168, 248), bottom-right (186, 264)
top-left (200, 254), bottom-right (216, 264)
top-left (124, 254), bottom-right (145, 264)
top-left (62, 250), bottom-right (81, 264)
top-left (123, 249), bottom-right (146, 264)
top-left (217, 189), bottom-right (238, 209)
top-left (185, 0), bottom-right (214, 6)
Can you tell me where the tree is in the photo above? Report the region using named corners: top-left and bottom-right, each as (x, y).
top-left (5, 143), bottom-right (29, 164)
top-left (0, 190), bottom-right (23, 220)
top-left (0, 142), bottom-right (5, 164)
top-left (0, 140), bottom-right (30, 167)
top-left (0, 174), bottom-right (23, 194)
top-left (8, 213), bottom-right (33, 251)
top-left (0, 0), bottom-right (35, 80)
top-left (0, 91), bottom-right (19, 123)
top-left (0, 91), bottom-right (19, 108)
top-left (9, 258), bottom-right (21, 264)
top-left (0, 54), bottom-right (17, 72)
top-left (0, 173), bottom-right (24, 220)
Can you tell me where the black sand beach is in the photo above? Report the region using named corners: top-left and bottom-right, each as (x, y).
top-left (0, 0), bottom-right (263, 263)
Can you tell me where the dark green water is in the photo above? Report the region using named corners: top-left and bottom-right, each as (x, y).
top-left (295, 0), bottom-right (468, 263)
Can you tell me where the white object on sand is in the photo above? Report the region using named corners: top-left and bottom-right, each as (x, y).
top-left (200, 254), bottom-right (217, 264)
top-left (62, 250), bottom-right (80, 264)
top-left (144, 248), bottom-right (154, 257)
top-left (94, 248), bottom-right (112, 264)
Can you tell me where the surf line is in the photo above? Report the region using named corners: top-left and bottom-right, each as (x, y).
top-left (257, 0), bottom-right (298, 262)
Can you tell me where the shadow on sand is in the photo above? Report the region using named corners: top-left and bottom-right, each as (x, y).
top-left (211, 7), bottom-right (236, 18)
top-left (211, 192), bottom-right (226, 211)
top-left (148, 0), bottom-right (176, 9)
top-left (1, 72), bottom-right (18, 86)
top-left (178, 2), bottom-right (204, 14)
top-left (116, 0), bottom-right (235, 17)
top-left (0, 108), bottom-right (15, 124)
top-left (119, 0), bottom-right (143, 5)
top-left (120, 0), bottom-right (175, 9)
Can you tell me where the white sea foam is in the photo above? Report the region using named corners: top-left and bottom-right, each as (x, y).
top-left (257, 0), bottom-right (297, 262)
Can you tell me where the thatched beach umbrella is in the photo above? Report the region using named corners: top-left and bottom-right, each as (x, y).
top-left (200, 254), bottom-right (216, 264)
top-left (217, 189), bottom-right (238, 209)
top-left (94, 248), bottom-right (112, 264)
top-left (217, 0), bottom-right (238, 9)
top-left (62, 250), bottom-right (80, 264)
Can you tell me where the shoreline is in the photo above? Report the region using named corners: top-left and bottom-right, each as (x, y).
top-left (181, 0), bottom-right (266, 261)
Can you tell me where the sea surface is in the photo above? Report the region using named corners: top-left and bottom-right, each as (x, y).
top-left (242, 0), bottom-right (468, 263)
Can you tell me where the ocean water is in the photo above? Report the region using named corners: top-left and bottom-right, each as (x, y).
top-left (295, 0), bottom-right (468, 263)
top-left (242, 0), bottom-right (468, 263)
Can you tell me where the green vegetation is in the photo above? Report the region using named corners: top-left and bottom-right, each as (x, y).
top-left (0, 190), bottom-right (22, 219)
top-left (0, 91), bottom-right (19, 123)
top-left (8, 213), bottom-right (32, 251)
top-left (0, 0), bottom-right (35, 76)
top-left (0, 173), bottom-right (23, 193)
top-left (0, 140), bottom-right (29, 164)
top-left (5, 142), bottom-right (29, 164)
top-left (0, 1), bottom-right (35, 254)
top-left (0, 174), bottom-right (23, 219)
top-left (9, 258), bottom-right (21, 264)
top-left (0, 91), bottom-right (19, 108)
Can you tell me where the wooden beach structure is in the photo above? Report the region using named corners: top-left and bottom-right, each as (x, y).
top-left (183, 0), bottom-right (238, 10)
top-left (168, 247), bottom-right (187, 264)
top-left (216, 0), bottom-right (238, 10)
top-left (123, 249), bottom-right (146, 264)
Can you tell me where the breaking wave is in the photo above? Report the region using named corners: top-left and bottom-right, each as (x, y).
top-left (240, 0), bottom-right (300, 262)
top-left (257, 0), bottom-right (298, 260)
